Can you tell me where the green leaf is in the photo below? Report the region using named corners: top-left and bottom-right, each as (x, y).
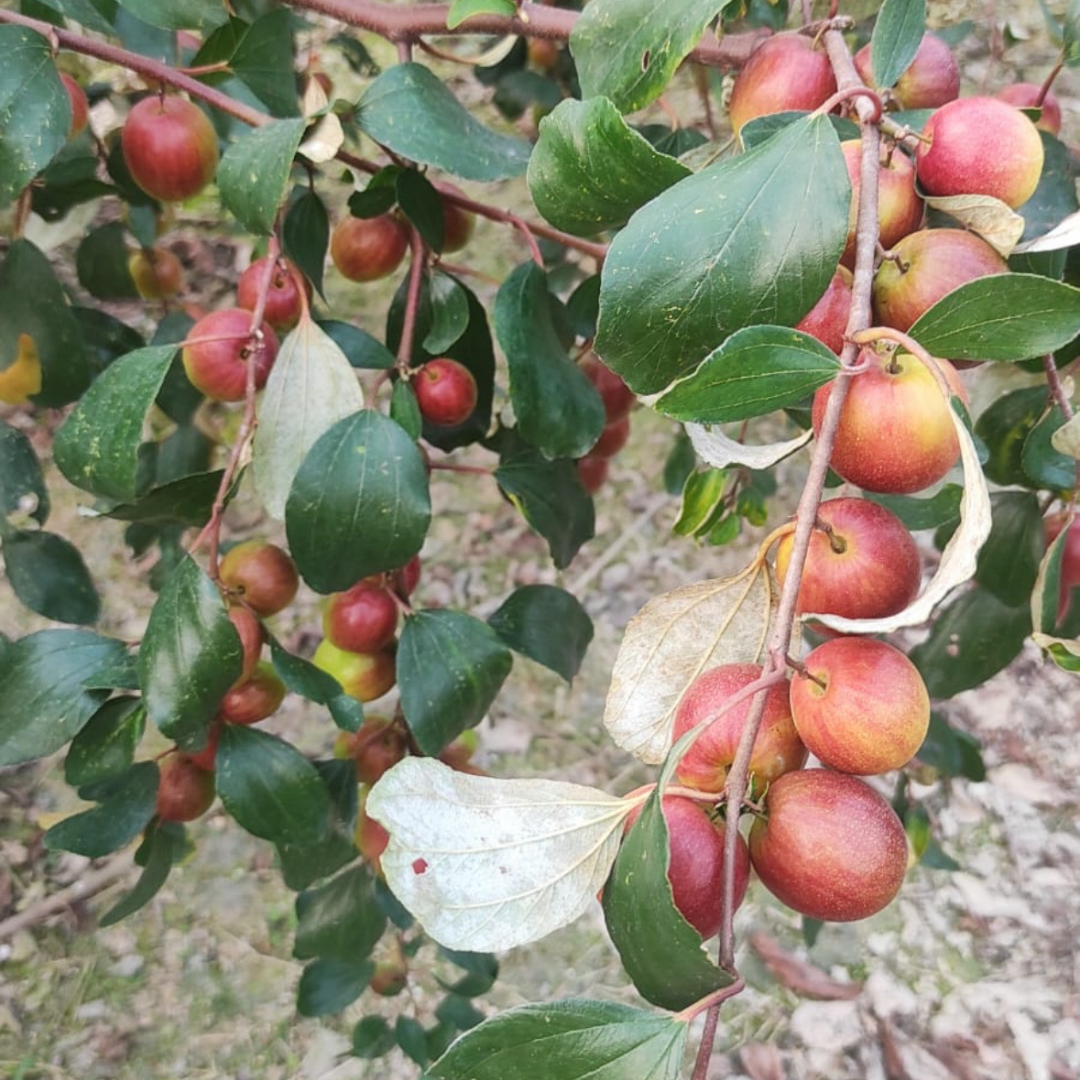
top-left (30, 0), bottom-right (115, 36)
top-left (352, 1015), bottom-right (396, 1059)
top-left (425, 272), bottom-right (470, 354)
top-left (103, 470), bottom-right (226, 529)
top-left (391, 378), bottom-right (422, 440)
top-left (298, 959), bottom-right (374, 1017)
top-left (99, 820), bottom-right (183, 926)
top-left (487, 585), bottom-right (593, 682)
top-left (909, 587), bottom-right (1031, 699)
top-left (739, 111), bottom-right (860, 150)
top-left (974, 385), bottom-right (1047, 488)
top-left (495, 263), bottom-right (606, 460)
top-left (1018, 133), bottom-right (1079, 245)
top-left (65, 697), bottom-right (145, 787)
top-left (218, 118), bottom-right (306, 235)
top-left (570, 0), bottom-right (729, 114)
top-left (974, 492), bottom-right (1044, 608)
top-left (595, 116), bottom-right (850, 395)
top-left (356, 63), bottom-right (531, 181)
top-left (231, 8), bottom-right (299, 118)
top-left (673, 469), bottom-right (727, 538)
top-left (3, 529), bottom-right (99, 624)
top-left (528, 97), bottom-right (690, 236)
top-left (253, 318), bottom-right (365, 520)
top-left (294, 864), bottom-right (386, 960)
top-left (396, 1015), bottom-right (429, 1065)
top-left (428, 999), bottom-right (688, 1080)
top-left (266, 637), bottom-right (364, 734)
top-left (436, 948), bottom-right (499, 998)
top-left (866, 485), bottom-right (963, 531)
top-left (1022, 403), bottom-right (1077, 490)
top-left (44, 761), bottom-right (158, 858)
top-left (436, 994), bottom-right (485, 1031)
top-left (316, 320), bottom-right (396, 370)
top-left (283, 190), bottom-right (329, 297)
top-left (397, 609), bottom-right (513, 755)
top-left (656, 326), bottom-right (840, 423)
top-left (53, 345), bottom-right (177, 502)
top-left (217, 724), bottom-right (330, 844)
top-left (447, 0), bottom-right (516, 28)
top-left (493, 432), bottom-right (595, 569)
top-left (286, 410), bottom-right (431, 594)
top-left (0, 421), bottom-right (48, 524)
top-left (870, 0), bottom-right (925, 88)
top-left (138, 557), bottom-right (243, 749)
top-left (74, 307), bottom-right (147, 376)
top-left (909, 275), bottom-right (1080, 361)
top-left (0, 27), bottom-right (69, 207)
top-left (917, 711), bottom-right (985, 781)
top-left (114, 0), bottom-right (229, 31)
top-left (75, 222), bottom-right (139, 300)
top-left (603, 790), bottom-right (733, 1010)
top-left (0, 630), bottom-right (129, 766)
top-left (0, 239), bottom-right (90, 406)
top-left (396, 168), bottom-right (445, 251)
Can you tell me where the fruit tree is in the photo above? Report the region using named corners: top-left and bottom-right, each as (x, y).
top-left (1, 0), bottom-right (1079, 1076)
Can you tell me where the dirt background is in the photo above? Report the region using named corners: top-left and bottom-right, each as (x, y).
top-left (2, 1), bottom-right (1079, 1078)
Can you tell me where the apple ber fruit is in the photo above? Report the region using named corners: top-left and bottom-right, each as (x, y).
top-left (219, 660), bottom-right (286, 725)
top-left (182, 308), bottom-right (280, 402)
top-left (854, 32), bottom-right (960, 110)
top-left (413, 358), bottom-right (478, 427)
top-left (330, 213), bottom-right (409, 282)
top-left (59, 73), bottom-right (89, 138)
top-left (128, 246), bottom-right (184, 300)
top-left (121, 94), bottom-right (219, 203)
top-left (236, 256), bottom-right (309, 331)
top-left (219, 540), bottom-right (299, 617)
top-left (795, 266), bottom-right (852, 355)
top-left (789, 636), bottom-right (931, 775)
top-left (336, 714), bottom-right (408, 784)
top-left (314, 639), bottom-right (397, 702)
top-left (995, 83), bottom-right (1062, 136)
top-left (157, 753), bottom-right (216, 822)
top-left (748, 769), bottom-right (909, 921)
top-left (324, 582), bottom-right (399, 655)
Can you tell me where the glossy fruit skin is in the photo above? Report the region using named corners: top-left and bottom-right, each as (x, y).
top-left (340, 714), bottom-right (408, 785)
top-left (414, 358), bottom-right (478, 426)
top-left (313, 639), bottom-right (397, 702)
top-left (121, 95), bottom-right (219, 202)
top-left (812, 347), bottom-right (966, 495)
top-left (219, 540), bottom-right (299, 617)
top-left (236, 256), bottom-right (309, 331)
top-left (330, 214), bottom-right (409, 282)
top-left (182, 308), bottom-right (280, 402)
top-left (673, 663), bottom-right (806, 791)
top-left (795, 267), bottom-right (852, 355)
top-left (728, 35), bottom-right (837, 136)
top-left (1043, 513), bottom-right (1080, 620)
top-left (582, 355), bottom-right (635, 420)
top-left (219, 660), bottom-right (286, 725)
top-left (392, 556), bottom-right (422, 597)
top-left (187, 721), bottom-right (221, 772)
top-left (749, 769), bottom-right (908, 921)
top-left (157, 754), bottom-right (216, 822)
top-left (624, 795), bottom-right (750, 939)
top-left (790, 637), bottom-right (930, 774)
top-left (577, 455), bottom-right (609, 494)
top-left (873, 229), bottom-right (1008, 333)
top-left (227, 604), bottom-right (264, 680)
top-left (995, 83), bottom-right (1062, 136)
top-left (839, 140), bottom-right (923, 268)
top-left (854, 32), bottom-right (959, 110)
top-left (591, 415), bottom-right (631, 460)
top-left (370, 960), bottom-right (408, 996)
top-left (915, 96), bottom-right (1045, 209)
top-left (324, 583), bottom-right (399, 655)
top-left (776, 498), bottom-right (921, 622)
top-left (128, 246), bottom-right (184, 299)
top-left (355, 785), bottom-right (390, 874)
top-left (60, 73), bottom-right (89, 138)
top-left (439, 183), bottom-right (476, 253)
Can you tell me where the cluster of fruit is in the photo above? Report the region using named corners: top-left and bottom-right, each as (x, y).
top-left (575, 355), bottom-right (636, 493)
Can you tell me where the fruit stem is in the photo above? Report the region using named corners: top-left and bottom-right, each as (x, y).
top-left (1037, 59), bottom-right (1064, 107)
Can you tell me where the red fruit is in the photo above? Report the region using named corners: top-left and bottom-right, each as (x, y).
top-left (355, 786), bottom-right (390, 874)
top-left (995, 83), bottom-right (1062, 136)
top-left (790, 637), bottom-right (930, 775)
top-left (324, 583), bottom-right (399, 654)
top-left (439, 183), bottom-right (476, 253)
top-left (128, 246), bottom-right (185, 300)
top-left (582, 356), bottom-right (635, 421)
top-left (728, 35), bottom-right (837, 136)
top-left (839, 140), bottom-right (923, 268)
top-left (811, 347), bottom-right (967, 495)
top-left (219, 540), bottom-right (299, 617)
top-left (439, 730), bottom-right (480, 772)
top-left (749, 769), bottom-right (908, 921)
top-left (673, 663), bottom-right (806, 791)
top-left (370, 959), bottom-right (408, 996)
top-left (236, 256), bottom-right (309, 331)
top-left (313, 639), bottom-right (397, 702)
top-left (873, 229), bottom-right (1008, 333)
top-left (121, 95), bottom-right (219, 202)
top-left (527, 37), bottom-right (560, 72)
top-left (187, 721), bottom-right (222, 772)
top-left (624, 795), bottom-right (750, 939)
top-left (182, 308), bottom-right (279, 402)
top-left (591, 415), bottom-right (630, 460)
top-left (915, 96), bottom-right (1044, 210)
top-left (795, 267), bottom-right (852, 355)
top-left (341, 714), bottom-right (408, 785)
top-left (59, 73), bottom-right (89, 138)
top-left (577, 455), bottom-right (609, 494)
top-left (157, 754), bottom-right (216, 822)
top-left (227, 604), bottom-right (264, 679)
top-left (330, 214), bottom-right (409, 282)
top-left (414, 358), bottom-right (478, 426)
top-left (392, 555), bottom-right (422, 597)
top-left (219, 660), bottom-right (286, 725)
top-left (775, 498), bottom-right (921, 622)
top-left (854, 32), bottom-right (959, 110)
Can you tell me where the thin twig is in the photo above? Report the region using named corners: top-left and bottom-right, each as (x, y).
top-left (1042, 353), bottom-right (1075, 421)
top-left (397, 226), bottom-right (428, 372)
